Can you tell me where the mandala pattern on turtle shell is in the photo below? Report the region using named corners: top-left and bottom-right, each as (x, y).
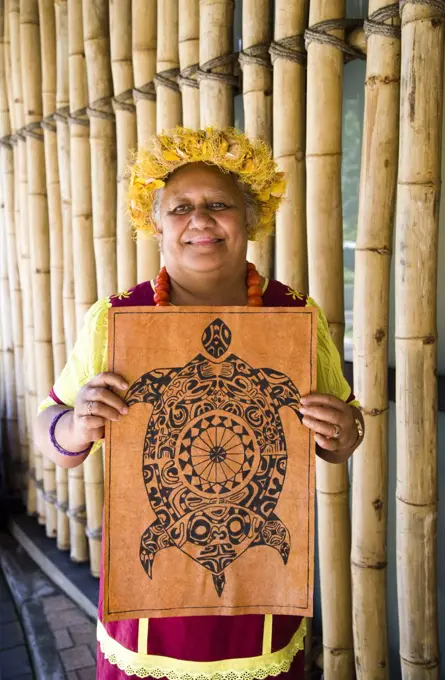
top-left (126, 319), bottom-right (304, 596)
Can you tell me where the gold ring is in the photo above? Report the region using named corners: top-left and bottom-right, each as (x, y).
top-left (87, 401), bottom-right (93, 417)
top-left (333, 424), bottom-right (340, 439)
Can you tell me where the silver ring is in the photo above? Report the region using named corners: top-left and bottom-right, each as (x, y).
top-left (332, 424), bottom-right (340, 440)
top-left (87, 401), bottom-right (94, 417)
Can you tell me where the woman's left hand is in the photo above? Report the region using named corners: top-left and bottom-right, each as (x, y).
top-left (299, 393), bottom-right (363, 462)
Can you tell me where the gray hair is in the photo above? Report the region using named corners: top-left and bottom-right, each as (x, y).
top-left (152, 175), bottom-right (260, 238)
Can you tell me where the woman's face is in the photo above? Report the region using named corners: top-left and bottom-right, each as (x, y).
top-left (157, 163), bottom-right (249, 275)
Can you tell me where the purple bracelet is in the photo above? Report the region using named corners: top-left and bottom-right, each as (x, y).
top-left (49, 409), bottom-right (92, 457)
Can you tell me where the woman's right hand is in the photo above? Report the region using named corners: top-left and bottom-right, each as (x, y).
top-left (72, 372), bottom-right (129, 446)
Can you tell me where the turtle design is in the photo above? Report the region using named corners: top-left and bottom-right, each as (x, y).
top-left (126, 318), bottom-right (304, 596)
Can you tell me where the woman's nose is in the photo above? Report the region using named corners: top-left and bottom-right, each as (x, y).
top-left (189, 206), bottom-right (214, 229)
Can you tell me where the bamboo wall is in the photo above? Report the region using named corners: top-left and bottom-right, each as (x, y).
top-left (0, 1), bottom-right (443, 678)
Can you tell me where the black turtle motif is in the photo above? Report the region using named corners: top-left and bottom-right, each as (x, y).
top-left (126, 318), bottom-right (303, 596)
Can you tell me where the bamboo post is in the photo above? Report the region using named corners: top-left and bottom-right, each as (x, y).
top-left (66, 0), bottom-right (93, 565)
top-left (272, 0), bottom-right (308, 293)
top-left (179, 0), bottom-right (199, 129)
top-left (305, 3), bottom-right (354, 678)
top-left (82, 0), bottom-right (114, 576)
top-left (20, 0), bottom-right (56, 536)
top-left (242, 0), bottom-right (273, 278)
top-left (39, 0), bottom-right (67, 545)
top-left (0, 3), bottom-right (21, 496)
top-left (396, 2), bottom-right (443, 677)
top-left (199, 0), bottom-right (235, 129)
top-left (48, 0), bottom-right (70, 551)
top-left (10, 0), bottom-right (37, 515)
top-left (156, 0), bottom-right (181, 132)
top-left (351, 4), bottom-right (400, 679)
top-left (132, 0), bottom-right (158, 283)
top-left (110, 0), bottom-right (137, 291)
top-left (5, 0), bottom-right (28, 504)
top-left (82, 0), bottom-right (117, 298)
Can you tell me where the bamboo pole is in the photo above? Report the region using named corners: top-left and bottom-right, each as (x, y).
top-left (110, 0), bottom-right (137, 291)
top-left (272, 0), bottom-right (308, 293)
top-left (306, 3), bottom-right (354, 678)
top-left (396, 2), bottom-right (443, 677)
top-left (47, 0), bottom-right (70, 551)
top-left (39, 0), bottom-right (66, 545)
top-left (67, 0), bottom-right (92, 565)
top-left (132, 0), bottom-right (158, 283)
top-left (10, 0), bottom-right (37, 516)
top-left (0, 3), bottom-right (21, 496)
top-left (199, 0), bottom-right (235, 128)
top-left (242, 0), bottom-right (272, 278)
top-left (5, 0), bottom-right (28, 504)
top-left (82, 0), bottom-right (114, 577)
top-left (82, 0), bottom-right (116, 298)
top-left (20, 0), bottom-right (56, 536)
top-left (351, 4), bottom-right (400, 679)
top-left (156, 0), bottom-right (181, 132)
top-left (179, 0), bottom-right (199, 129)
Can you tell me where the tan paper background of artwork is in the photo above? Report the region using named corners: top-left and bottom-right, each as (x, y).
top-left (104, 307), bottom-right (317, 621)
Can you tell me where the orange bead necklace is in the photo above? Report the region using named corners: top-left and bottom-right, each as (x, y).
top-left (154, 262), bottom-right (263, 307)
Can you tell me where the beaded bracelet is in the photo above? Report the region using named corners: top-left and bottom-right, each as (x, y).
top-left (49, 408), bottom-right (92, 457)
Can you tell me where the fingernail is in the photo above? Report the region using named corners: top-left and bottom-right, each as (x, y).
top-left (300, 397), bottom-right (307, 405)
top-left (121, 383), bottom-right (128, 390)
top-left (299, 407), bottom-right (306, 414)
top-left (122, 406), bottom-right (128, 415)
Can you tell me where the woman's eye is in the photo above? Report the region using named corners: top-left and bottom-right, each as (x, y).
top-left (209, 202), bottom-right (227, 210)
top-left (172, 205), bottom-right (192, 214)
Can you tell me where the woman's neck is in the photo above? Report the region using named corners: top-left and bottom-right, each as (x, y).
top-left (168, 266), bottom-right (249, 306)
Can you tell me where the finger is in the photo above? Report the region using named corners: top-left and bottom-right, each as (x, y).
top-left (77, 415), bottom-right (106, 430)
top-left (314, 434), bottom-right (340, 451)
top-left (89, 371), bottom-right (129, 391)
top-left (302, 415), bottom-right (341, 439)
top-left (81, 401), bottom-right (123, 422)
top-left (300, 393), bottom-right (348, 412)
top-left (300, 404), bottom-right (347, 427)
top-left (83, 386), bottom-right (129, 415)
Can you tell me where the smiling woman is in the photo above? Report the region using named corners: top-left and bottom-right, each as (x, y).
top-left (34, 127), bottom-right (364, 680)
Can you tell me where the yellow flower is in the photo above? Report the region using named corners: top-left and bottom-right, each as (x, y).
top-left (286, 288), bottom-right (305, 301)
top-left (111, 290), bottom-right (133, 301)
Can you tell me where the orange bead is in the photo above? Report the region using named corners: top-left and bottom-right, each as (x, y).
top-left (155, 281), bottom-right (170, 293)
top-left (248, 285), bottom-right (262, 297)
top-left (156, 300), bottom-right (169, 307)
top-left (248, 297), bottom-right (263, 307)
top-left (247, 274), bottom-right (262, 286)
top-left (154, 289), bottom-right (169, 301)
top-left (247, 262), bottom-right (256, 271)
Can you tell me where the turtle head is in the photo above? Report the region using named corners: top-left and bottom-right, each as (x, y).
top-left (202, 319), bottom-right (232, 359)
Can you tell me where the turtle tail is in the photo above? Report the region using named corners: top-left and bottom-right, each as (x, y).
top-left (213, 573), bottom-right (226, 597)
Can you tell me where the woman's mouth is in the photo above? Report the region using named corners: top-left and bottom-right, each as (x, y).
top-left (185, 237), bottom-right (224, 246)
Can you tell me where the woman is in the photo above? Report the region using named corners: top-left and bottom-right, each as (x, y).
top-left (36, 127), bottom-right (364, 679)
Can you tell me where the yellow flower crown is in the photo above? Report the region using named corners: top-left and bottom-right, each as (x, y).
top-left (128, 127), bottom-right (286, 241)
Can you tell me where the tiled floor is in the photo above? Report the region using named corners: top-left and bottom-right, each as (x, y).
top-left (0, 532), bottom-right (97, 679)
top-left (0, 571), bottom-right (33, 679)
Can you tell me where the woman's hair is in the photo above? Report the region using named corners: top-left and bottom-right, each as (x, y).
top-left (151, 173), bottom-right (260, 238)
top-left (128, 127), bottom-right (286, 241)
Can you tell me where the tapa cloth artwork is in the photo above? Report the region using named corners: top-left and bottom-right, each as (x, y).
top-left (104, 307), bottom-right (317, 621)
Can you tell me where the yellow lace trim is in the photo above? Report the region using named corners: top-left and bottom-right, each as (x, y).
top-left (97, 618), bottom-right (306, 680)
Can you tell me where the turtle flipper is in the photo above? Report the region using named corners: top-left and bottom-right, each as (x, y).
top-left (213, 573), bottom-right (226, 597)
top-left (140, 518), bottom-right (174, 579)
top-left (258, 368), bottom-right (303, 423)
top-left (252, 515), bottom-right (291, 565)
top-left (126, 367), bottom-right (179, 406)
